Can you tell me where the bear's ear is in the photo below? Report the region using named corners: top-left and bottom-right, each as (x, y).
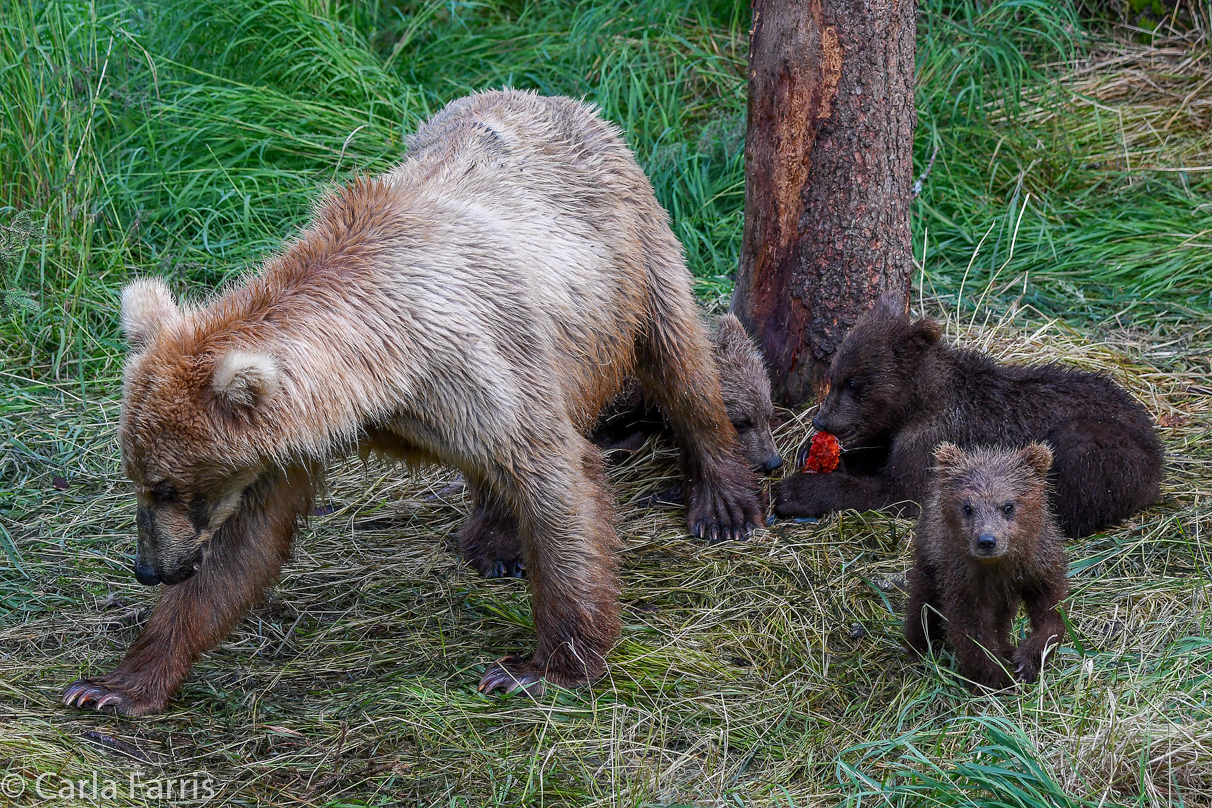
top-left (906, 317), bottom-right (940, 356)
top-left (933, 442), bottom-right (966, 475)
top-left (212, 350), bottom-right (280, 409)
top-left (714, 313), bottom-right (753, 354)
top-left (1019, 443), bottom-right (1053, 479)
top-left (121, 278), bottom-right (181, 351)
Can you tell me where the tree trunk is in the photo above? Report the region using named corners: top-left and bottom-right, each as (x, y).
top-left (732, 0), bottom-right (917, 406)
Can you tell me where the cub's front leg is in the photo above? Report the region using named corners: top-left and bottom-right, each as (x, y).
top-left (773, 469), bottom-right (902, 519)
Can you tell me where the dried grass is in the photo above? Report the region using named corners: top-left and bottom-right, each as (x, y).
top-left (1, 297), bottom-right (1209, 806)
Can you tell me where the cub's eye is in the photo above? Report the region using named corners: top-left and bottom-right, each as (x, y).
top-left (846, 378), bottom-right (859, 390)
top-left (962, 502), bottom-right (973, 517)
top-left (1003, 502), bottom-right (1015, 516)
top-left (732, 419), bottom-right (754, 434)
top-left (152, 483), bottom-right (178, 504)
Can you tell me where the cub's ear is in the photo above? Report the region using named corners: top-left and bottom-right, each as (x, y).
top-left (1020, 443), bottom-right (1054, 479)
top-left (933, 442), bottom-right (966, 475)
top-left (212, 350), bottom-right (280, 409)
top-left (899, 317), bottom-right (941, 358)
top-left (121, 278), bottom-right (180, 351)
top-left (714, 313), bottom-right (754, 353)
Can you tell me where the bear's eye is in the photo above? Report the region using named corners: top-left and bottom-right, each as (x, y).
top-left (962, 502), bottom-right (973, 517)
top-left (732, 419), bottom-right (753, 434)
top-left (846, 378), bottom-right (859, 391)
top-left (1003, 502), bottom-right (1015, 516)
top-left (151, 483), bottom-right (178, 504)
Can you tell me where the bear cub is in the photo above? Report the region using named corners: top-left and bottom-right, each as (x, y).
top-left (905, 443), bottom-right (1068, 690)
top-left (774, 295), bottom-right (1163, 537)
top-left (593, 313), bottom-right (782, 473)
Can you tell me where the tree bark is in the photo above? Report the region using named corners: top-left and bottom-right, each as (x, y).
top-left (732, 0), bottom-right (916, 406)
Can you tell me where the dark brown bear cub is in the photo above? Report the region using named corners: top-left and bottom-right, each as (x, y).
top-left (774, 295), bottom-right (1163, 537)
top-left (906, 443), bottom-right (1068, 690)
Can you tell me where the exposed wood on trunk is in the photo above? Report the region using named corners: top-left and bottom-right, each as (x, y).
top-left (733, 0), bottom-right (917, 405)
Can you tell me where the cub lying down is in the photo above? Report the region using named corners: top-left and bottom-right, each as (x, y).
top-left (775, 295), bottom-right (1163, 538)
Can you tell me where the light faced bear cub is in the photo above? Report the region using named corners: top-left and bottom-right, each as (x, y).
top-left (906, 443), bottom-right (1068, 690)
top-left (592, 314), bottom-right (782, 473)
top-left (63, 89), bottom-right (759, 715)
top-left (774, 295), bottom-right (1163, 538)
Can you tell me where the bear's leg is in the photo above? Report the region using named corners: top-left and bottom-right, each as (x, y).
top-left (63, 467), bottom-right (313, 715)
top-left (773, 469), bottom-right (915, 520)
top-left (479, 438), bottom-right (621, 695)
top-left (460, 484), bottom-right (524, 579)
top-left (1013, 584), bottom-right (1066, 683)
top-left (945, 607), bottom-right (1015, 691)
top-left (904, 562), bottom-right (944, 655)
top-left (1046, 418), bottom-right (1162, 538)
top-left (634, 321), bottom-right (760, 542)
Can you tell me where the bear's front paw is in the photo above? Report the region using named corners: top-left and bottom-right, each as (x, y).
top-left (1011, 648), bottom-right (1042, 684)
top-left (686, 461), bottom-right (761, 542)
top-left (62, 677), bottom-right (165, 716)
top-left (772, 472), bottom-right (834, 518)
top-left (478, 656), bottom-right (547, 696)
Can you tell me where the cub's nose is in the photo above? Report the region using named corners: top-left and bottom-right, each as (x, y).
top-left (762, 454), bottom-right (784, 474)
top-left (810, 415), bottom-right (826, 433)
top-left (132, 556), bottom-right (161, 586)
top-left (976, 534), bottom-right (998, 553)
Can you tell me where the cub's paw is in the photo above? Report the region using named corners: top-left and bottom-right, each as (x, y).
top-left (62, 677), bottom-right (164, 716)
top-left (772, 472), bottom-right (833, 518)
top-left (478, 656), bottom-right (547, 696)
top-left (1011, 649), bottom-right (1042, 684)
top-left (686, 461), bottom-right (761, 543)
top-left (460, 507), bottom-right (525, 579)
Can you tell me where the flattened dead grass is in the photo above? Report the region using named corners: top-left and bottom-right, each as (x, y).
top-left (1, 300), bottom-right (1209, 807)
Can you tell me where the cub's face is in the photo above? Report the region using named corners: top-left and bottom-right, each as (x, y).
top-left (811, 296), bottom-right (941, 448)
top-left (715, 314), bottom-right (782, 474)
top-left (118, 279), bottom-right (278, 586)
top-left (933, 443), bottom-right (1053, 562)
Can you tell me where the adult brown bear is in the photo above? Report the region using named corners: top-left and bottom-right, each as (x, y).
top-left (63, 90), bottom-right (759, 715)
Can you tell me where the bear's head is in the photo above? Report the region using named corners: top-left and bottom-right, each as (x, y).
top-left (715, 314), bottom-right (782, 474)
top-left (931, 442), bottom-right (1053, 562)
top-left (118, 278), bottom-right (281, 586)
top-left (811, 294), bottom-right (941, 449)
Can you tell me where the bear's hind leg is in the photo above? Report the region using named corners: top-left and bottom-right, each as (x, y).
top-left (63, 467), bottom-right (313, 715)
top-left (1046, 417), bottom-right (1162, 537)
top-left (479, 438), bottom-right (621, 695)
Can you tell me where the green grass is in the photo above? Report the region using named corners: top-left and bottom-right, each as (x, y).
top-left (1, 0), bottom-right (1210, 805)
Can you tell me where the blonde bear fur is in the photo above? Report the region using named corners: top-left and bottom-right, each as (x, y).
top-left (62, 90), bottom-right (760, 715)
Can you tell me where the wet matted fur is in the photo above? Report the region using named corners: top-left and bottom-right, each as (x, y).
top-left (62, 89), bottom-right (759, 715)
top-left (905, 443), bottom-right (1068, 690)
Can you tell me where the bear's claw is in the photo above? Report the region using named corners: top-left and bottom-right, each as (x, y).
top-left (63, 679), bottom-right (136, 714)
top-left (478, 656), bottom-right (546, 696)
top-left (485, 559), bottom-right (526, 579)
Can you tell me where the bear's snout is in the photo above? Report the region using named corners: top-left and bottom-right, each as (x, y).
top-left (971, 530), bottom-right (1007, 559)
top-left (132, 556), bottom-right (161, 586)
